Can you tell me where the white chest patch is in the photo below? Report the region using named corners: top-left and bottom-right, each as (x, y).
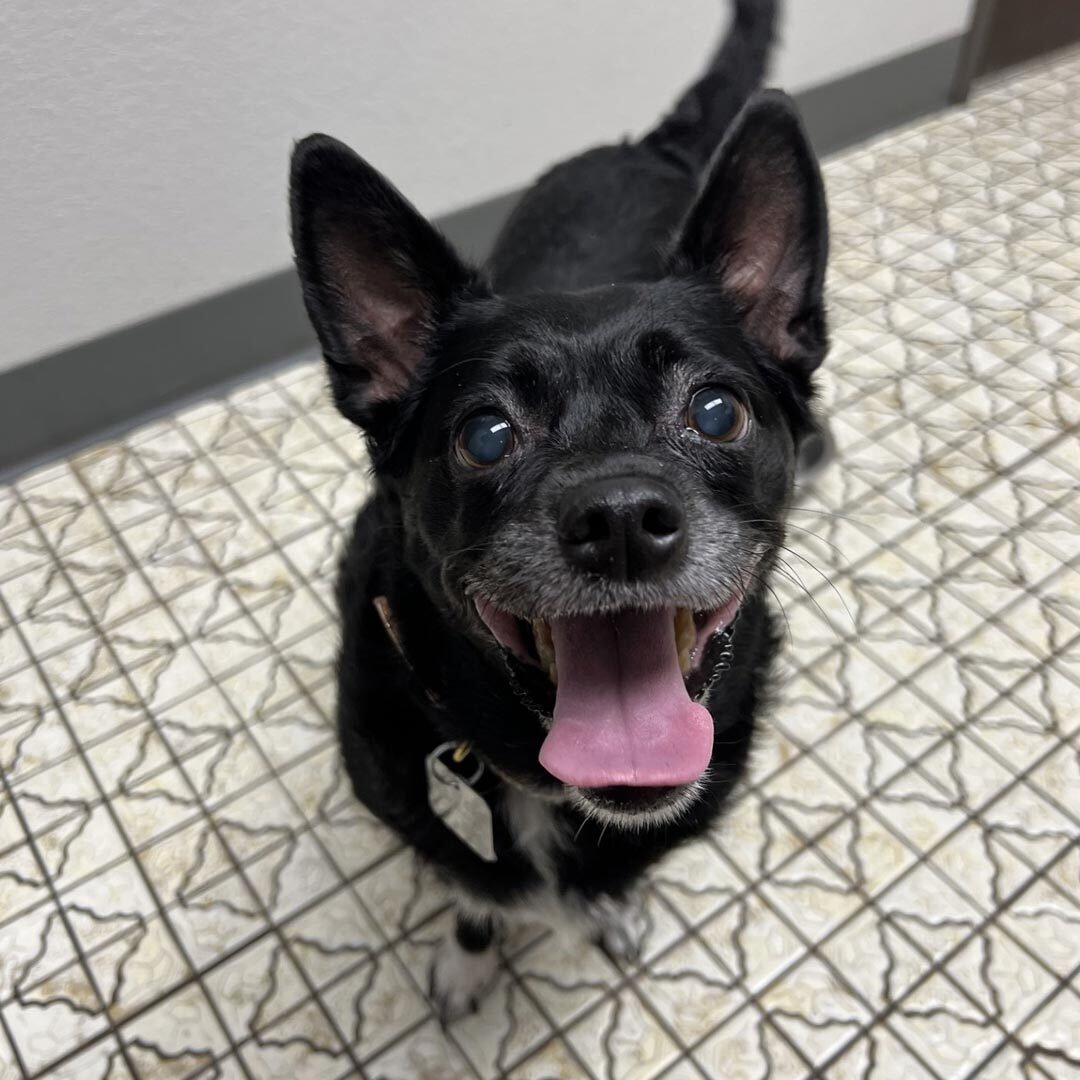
top-left (502, 788), bottom-right (570, 886)
top-left (453, 788), bottom-right (644, 958)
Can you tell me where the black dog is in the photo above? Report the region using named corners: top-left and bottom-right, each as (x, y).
top-left (290, 0), bottom-right (827, 1017)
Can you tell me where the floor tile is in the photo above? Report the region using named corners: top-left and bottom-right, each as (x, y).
top-left (4, 44), bottom-right (1080, 1080)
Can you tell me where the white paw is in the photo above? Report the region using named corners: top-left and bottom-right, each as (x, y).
top-left (428, 936), bottom-right (500, 1023)
top-left (588, 894), bottom-right (648, 966)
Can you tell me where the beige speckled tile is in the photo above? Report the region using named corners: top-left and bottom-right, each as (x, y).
top-left (4, 43), bottom-right (1080, 1080)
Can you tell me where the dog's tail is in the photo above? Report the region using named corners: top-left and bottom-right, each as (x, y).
top-left (641, 0), bottom-right (778, 172)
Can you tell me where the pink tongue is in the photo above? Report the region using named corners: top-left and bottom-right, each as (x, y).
top-left (538, 609), bottom-right (714, 788)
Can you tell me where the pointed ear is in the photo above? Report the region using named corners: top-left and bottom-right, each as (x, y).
top-left (290, 134), bottom-right (479, 429)
top-left (673, 91), bottom-right (829, 374)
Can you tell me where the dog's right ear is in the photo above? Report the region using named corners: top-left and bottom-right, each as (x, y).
top-left (290, 135), bottom-right (479, 431)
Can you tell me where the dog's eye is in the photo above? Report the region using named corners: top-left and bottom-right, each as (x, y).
top-left (686, 387), bottom-right (750, 443)
top-left (457, 413), bottom-right (515, 467)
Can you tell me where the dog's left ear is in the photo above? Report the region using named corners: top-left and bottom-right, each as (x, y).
top-left (673, 91), bottom-right (828, 374)
top-left (290, 134), bottom-right (479, 431)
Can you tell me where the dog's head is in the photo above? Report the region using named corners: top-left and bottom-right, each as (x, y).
top-left (291, 92), bottom-right (827, 828)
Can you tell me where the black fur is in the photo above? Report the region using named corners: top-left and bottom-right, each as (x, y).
top-left (455, 912), bottom-right (496, 954)
top-left (290, 0), bottom-right (827, 921)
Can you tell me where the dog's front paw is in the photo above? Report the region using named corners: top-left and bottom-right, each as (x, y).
top-left (589, 894), bottom-right (649, 967)
top-left (428, 936), bottom-right (500, 1023)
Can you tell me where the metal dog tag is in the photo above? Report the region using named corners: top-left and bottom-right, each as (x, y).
top-left (425, 743), bottom-right (497, 863)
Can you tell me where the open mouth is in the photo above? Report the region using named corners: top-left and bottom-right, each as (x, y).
top-left (473, 595), bottom-right (741, 792)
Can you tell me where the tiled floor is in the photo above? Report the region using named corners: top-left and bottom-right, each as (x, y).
top-left (2, 48), bottom-right (1080, 1080)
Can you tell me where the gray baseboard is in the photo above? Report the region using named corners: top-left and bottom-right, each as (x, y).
top-left (0, 34), bottom-right (965, 476)
top-left (0, 191), bottom-right (523, 478)
top-left (798, 35), bottom-right (965, 156)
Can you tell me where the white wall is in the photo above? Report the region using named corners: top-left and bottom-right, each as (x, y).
top-left (0, 0), bottom-right (974, 373)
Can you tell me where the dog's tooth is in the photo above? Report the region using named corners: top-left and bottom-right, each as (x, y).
top-left (533, 619), bottom-right (553, 661)
top-left (533, 619), bottom-right (557, 684)
top-left (675, 608), bottom-right (694, 676)
top-left (674, 608), bottom-right (695, 653)
top-left (678, 636), bottom-right (692, 674)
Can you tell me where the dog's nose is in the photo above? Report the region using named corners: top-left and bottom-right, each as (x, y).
top-left (558, 477), bottom-right (687, 580)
